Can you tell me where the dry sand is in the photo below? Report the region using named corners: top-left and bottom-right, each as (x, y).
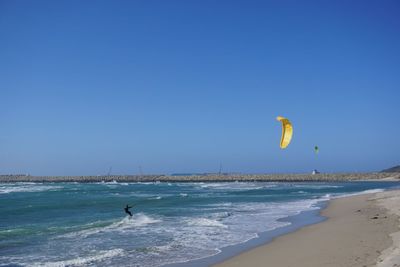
top-left (214, 191), bottom-right (400, 267)
top-left (374, 191), bottom-right (400, 267)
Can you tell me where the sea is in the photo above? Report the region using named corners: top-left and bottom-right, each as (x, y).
top-left (1, 180), bottom-right (399, 267)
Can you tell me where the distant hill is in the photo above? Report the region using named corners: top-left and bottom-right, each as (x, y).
top-left (381, 165), bottom-right (400, 173)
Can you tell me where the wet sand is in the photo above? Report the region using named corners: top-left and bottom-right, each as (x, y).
top-left (214, 191), bottom-right (400, 267)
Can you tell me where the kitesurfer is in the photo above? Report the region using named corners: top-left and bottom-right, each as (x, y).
top-left (124, 204), bottom-right (133, 217)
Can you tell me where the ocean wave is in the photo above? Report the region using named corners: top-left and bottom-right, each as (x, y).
top-left (333, 188), bottom-right (385, 199)
top-left (186, 218), bottom-right (227, 228)
top-left (198, 182), bottom-right (276, 191)
top-left (34, 248), bottom-right (124, 267)
top-left (60, 213), bottom-right (161, 239)
top-left (174, 199), bottom-right (324, 255)
top-left (291, 184), bottom-right (343, 189)
top-left (3, 181), bottom-right (395, 267)
top-left (0, 185), bottom-right (62, 194)
top-left (148, 196), bottom-right (162, 200)
top-left (206, 202), bottom-right (233, 207)
top-left (0, 227), bottom-right (36, 239)
top-left (95, 181), bottom-right (128, 186)
top-left (119, 192), bottom-right (172, 198)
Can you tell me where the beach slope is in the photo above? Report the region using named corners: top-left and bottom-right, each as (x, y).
top-left (215, 191), bottom-right (400, 267)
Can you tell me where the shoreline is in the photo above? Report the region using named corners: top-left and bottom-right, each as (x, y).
top-left (166, 201), bottom-right (328, 267)
top-left (213, 190), bottom-right (400, 267)
top-left (2, 181), bottom-right (399, 266)
top-left (0, 172), bottom-right (399, 183)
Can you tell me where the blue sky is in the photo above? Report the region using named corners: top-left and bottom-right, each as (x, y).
top-left (0, 1), bottom-right (399, 175)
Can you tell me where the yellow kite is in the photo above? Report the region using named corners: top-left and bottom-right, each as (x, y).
top-left (276, 116), bottom-right (293, 149)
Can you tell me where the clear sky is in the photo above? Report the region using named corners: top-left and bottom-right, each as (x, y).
top-left (1, 1), bottom-right (399, 175)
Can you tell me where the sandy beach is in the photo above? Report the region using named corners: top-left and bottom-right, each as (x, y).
top-left (1, 180), bottom-right (399, 266)
top-left (214, 190), bottom-right (400, 267)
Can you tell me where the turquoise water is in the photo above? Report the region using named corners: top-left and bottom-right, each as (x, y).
top-left (0, 181), bottom-right (399, 267)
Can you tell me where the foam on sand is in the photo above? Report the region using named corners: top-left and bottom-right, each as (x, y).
top-left (333, 188), bottom-right (385, 199)
top-left (215, 191), bottom-right (400, 267)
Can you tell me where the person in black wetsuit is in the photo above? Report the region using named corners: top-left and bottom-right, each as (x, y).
top-left (124, 204), bottom-right (133, 217)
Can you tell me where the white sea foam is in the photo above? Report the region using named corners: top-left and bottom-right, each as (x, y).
top-left (149, 196), bottom-right (162, 200)
top-left (333, 188), bottom-right (385, 199)
top-left (97, 180), bottom-right (129, 186)
top-left (60, 214), bottom-right (161, 239)
top-left (35, 248), bottom-right (124, 267)
top-left (199, 182), bottom-right (276, 191)
top-left (206, 202), bottom-right (233, 207)
top-left (186, 218), bottom-right (227, 228)
top-left (3, 182), bottom-right (392, 267)
top-left (292, 184), bottom-right (343, 189)
top-left (168, 198), bottom-right (325, 259)
top-left (0, 185), bottom-right (62, 194)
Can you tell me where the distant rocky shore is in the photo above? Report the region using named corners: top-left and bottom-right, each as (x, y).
top-left (1, 172), bottom-right (399, 183)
